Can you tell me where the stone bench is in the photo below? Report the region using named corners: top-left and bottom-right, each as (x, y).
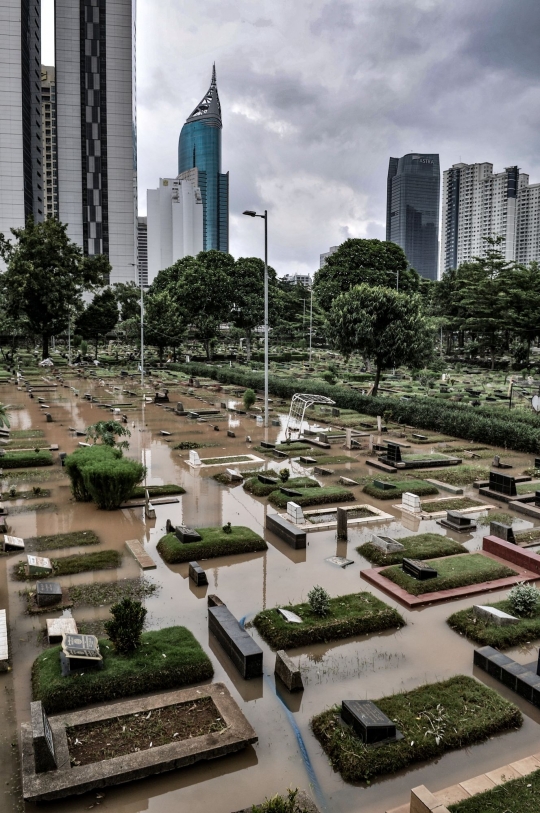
top-left (208, 605), bottom-right (263, 679)
top-left (266, 513), bottom-right (306, 549)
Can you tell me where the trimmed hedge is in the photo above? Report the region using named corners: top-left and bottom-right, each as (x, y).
top-left (130, 484), bottom-right (186, 498)
top-left (173, 362), bottom-right (540, 453)
top-left (268, 486), bottom-right (355, 508)
top-left (1, 450), bottom-right (53, 468)
top-left (65, 445), bottom-right (146, 509)
top-left (447, 599), bottom-right (540, 648)
top-left (157, 526), bottom-right (267, 564)
top-left (357, 533), bottom-right (467, 566)
top-left (253, 592), bottom-right (404, 649)
top-left (244, 476), bottom-right (319, 498)
top-left (363, 479), bottom-right (438, 500)
top-left (32, 626), bottom-right (214, 713)
top-left (380, 554), bottom-right (516, 596)
top-left (311, 675), bottom-right (522, 782)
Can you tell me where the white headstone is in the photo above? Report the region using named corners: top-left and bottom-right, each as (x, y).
top-left (226, 468), bottom-right (243, 481)
top-left (3, 535), bottom-right (24, 551)
top-left (46, 617), bottom-right (78, 644)
top-left (369, 434), bottom-right (374, 452)
top-left (277, 608), bottom-right (303, 624)
top-left (345, 428), bottom-right (352, 450)
top-left (27, 555), bottom-right (53, 575)
top-left (189, 449), bottom-right (202, 466)
top-left (377, 415), bottom-right (382, 433)
top-left (370, 533), bottom-right (405, 553)
top-left (256, 415), bottom-right (263, 425)
top-left (401, 492), bottom-right (421, 513)
top-left (473, 605), bottom-right (520, 626)
top-left (287, 501), bottom-right (304, 524)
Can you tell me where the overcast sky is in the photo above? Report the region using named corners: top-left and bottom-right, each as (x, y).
top-left (41, 0), bottom-right (540, 277)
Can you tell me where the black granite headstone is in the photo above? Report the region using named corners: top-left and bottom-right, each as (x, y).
top-left (189, 561), bottom-right (208, 586)
top-left (175, 525), bottom-right (202, 544)
top-left (489, 472), bottom-right (517, 497)
top-left (490, 521), bottom-right (516, 544)
top-left (385, 443), bottom-right (402, 464)
top-left (30, 701), bottom-right (57, 773)
top-left (341, 700), bottom-right (397, 744)
top-left (402, 558), bottom-right (438, 580)
top-left (36, 582), bottom-right (62, 608)
top-left (258, 474), bottom-right (278, 486)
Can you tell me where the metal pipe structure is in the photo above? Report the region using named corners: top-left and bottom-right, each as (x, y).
top-left (243, 209), bottom-right (269, 428)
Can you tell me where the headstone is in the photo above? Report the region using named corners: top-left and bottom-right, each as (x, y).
top-left (59, 452), bottom-right (67, 466)
top-left (271, 419), bottom-right (281, 427)
top-left (61, 633), bottom-right (103, 675)
top-left (401, 492), bottom-right (421, 513)
top-left (277, 609), bottom-right (303, 623)
top-left (189, 449), bottom-right (202, 466)
top-left (175, 525), bottom-right (202, 544)
top-left (266, 513), bottom-right (306, 550)
top-left (377, 416), bottom-right (382, 433)
top-left (341, 700), bottom-right (399, 745)
top-left (345, 428), bottom-right (352, 450)
top-left (339, 476), bottom-right (360, 486)
top-left (260, 441), bottom-right (275, 449)
top-left (370, 533), bottom-right (405, 554)
top-left (26, 555), bottom-right (52, 577)
top-left (227, 430), bottom-right (236, 438)
top-left (373, 479), bottom-right (396, 490)
top-left (287, 501), bottom-right (304, 524)
top-left (369, 434), bottom-right (374, 452)
top-left (337, 506), bottom-right (348, 540)
top-left (45, 413), bottom-right (52, 422)
top-left (332, 407), bottom-right (340, 417)
top-left (226, 468), bottom-right (243, 482)
top-left (208, 605), bottom-right (263, 679)
top-left (3, 535), bottom-right (24, 552)
top-left (275, 650), bottom-right (304, 692)
top-left (176, 402), bottom-right (185, 414)
top-left (402, 558), bottom-right (438, 580)
top-left (473, 605), bottom-right (519, 626)
top-left (189, 561), bottom-right (208, 586)
top-left (46, 616), bottom-right (77, 644)
top-left (442, 511), bottom-right (476, 532)
top-left (258, 474), bottom-right (278, 486)
top-left (385, 443), bottom-right (402, 464)
top-left (165, 518), bottom-right (175, 533)
top-left (490, 521), bottom-right (516, 544)
top-left (325, 555), bottom-right (354, 568)
top-left (30, 701), bottom-right (57, 773)
top-left (36, 582), bottom-right (62, 608)
top-left (489, 472), bottom-right (517, 497)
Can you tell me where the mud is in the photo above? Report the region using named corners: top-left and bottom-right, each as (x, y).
top-left (0, 373), bottom-right (538, 813)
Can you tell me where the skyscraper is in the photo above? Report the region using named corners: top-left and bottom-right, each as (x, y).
top-left (386, 153), bottom-right (440, 281)
top-left (55, 0), bottom-right (137, 284)
top-left (137, 216), bottom-right (148, 287)
top-left (178, 66), bottom-right (229, 253)
top-left (41, 66), bottom-right (57, 219)
top-left (0, 0), bottom-right (43, 249)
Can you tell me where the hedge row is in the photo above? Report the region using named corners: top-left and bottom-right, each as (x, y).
top-left (1, 450), bottom-right (53, 468)
top-left (174, 362), bottom-right (540, 453)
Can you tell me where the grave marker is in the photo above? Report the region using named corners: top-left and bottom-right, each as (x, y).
top-left (337, 506), bottom-right (348, 540)
top-left (287, 501), bottom-right (304, 524)
top-left (30, 701), bottom-right (57, 773)
top-left (61, 633), bottom-right (103, 675)
top-left (440, 511), bottom-right (476, 532)
top-left (370, 533), bottom-right (404, 554)
top-left (3, 535), bottom-right (24, 552)
top-left (473, 606), bottom-right (519, 626)
top-left (341, 700), bottom-right (400, 745)
top-left (36, 582), bottom-right (62, 608)
top-left (175, 525), bottom-right (202, 544)
top-left (489, 472), bottom-right (517, 497)
top-left (26, 555), bottom-right (52, 577)
top-left (46, 616), bottom-right (77, 644)
top-left (385, 443), bottom-right (402, 464)
top-left (189, 449), bottom-right (202, 466)
top-left (401, 492), bottom-right (421, 513)
top-left (277, 609), bottom-right (303, 623)
top-left (490, 521), bottom-right (516, 544)
top-left (402, 558), bottom-right (438, 580)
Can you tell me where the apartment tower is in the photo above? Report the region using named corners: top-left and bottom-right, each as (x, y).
top-left (41, 65), bottom-right (57, 219)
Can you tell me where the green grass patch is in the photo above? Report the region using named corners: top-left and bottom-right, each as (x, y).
top-left (478, 510), bottom-right (515, 526)
top-left (32, 626), bottom-right (213, 714)
top-left (1, 450), bottom-right (53, 468)
top-left (130, 484), bottom-right (186, 498)
top-left (448, 767), bottom-right (540, 813)
top-left (413, 465), bottom-right (490, 486)
top-left (268, 486), bottom-right (355, 509)
top-left (516, 481), bottom-right (540, 494)
top-left (202, 455), bottom-right (253, 465)
top-left (5, 439), bottom-right (50, 450)
top-left (276, 442), bottom-right (313, 452)
top-left (14, 549), bottom-right (121, 581)
top-left (68, 578), bottom-right (157, 607)
top-left (244, 476), bottom-right (319, 497)
top-left (380, 554), bottom-right (516, 596)
top-left (447, 599), bottom-right (540, 648)
top-left (27, 530), bottom-right (101, 552)
top-left (363, 479), bottom-right (438, 500)
top-left (402, 452), bottom-right (458, 462)
top-left (310, 675), bottom-right (522, 783)
top-left (249, 791), bottom-right (316, 812)
top-left (253, 593), bottom-right (404, 649)
top-left (315, 455), bottom-right (356, 464)
top-left (357, 533), bottom-right (467, 566)
top-left (157, 526), bottom-right (267, 564)
top-left (10, 429), bottom-right (45, 439)
top-left (421, 497), bottom-right (485, 512)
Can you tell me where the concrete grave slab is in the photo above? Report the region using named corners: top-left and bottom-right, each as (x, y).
top-left (46, 617), bottom-right (77, 644)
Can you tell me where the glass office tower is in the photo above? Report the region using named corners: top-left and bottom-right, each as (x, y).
top-left (386, 153), bottom-right (440, 281)
top-left (178, 66), bottom-right (229, 252)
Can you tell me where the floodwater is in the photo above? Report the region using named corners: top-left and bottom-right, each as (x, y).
top-left (0, 373), bottom-right (539, 813)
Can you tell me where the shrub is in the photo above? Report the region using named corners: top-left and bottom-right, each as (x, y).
top-left (243, 388), bottom-right (256, 410)
top-left (104, 598), bottom-right (147, 654)
top-left (508, 582), bottom-right (540, 617)
top-left (65, 445), bottom-right (146, 509)
top-left (308, 585), bottom-right (330, 617)
top-left (279, 468), bottom-right (290, 483)
top-left (222, 521), bottom-right (232, 534)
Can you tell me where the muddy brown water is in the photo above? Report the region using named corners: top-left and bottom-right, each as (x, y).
top-left (0, 375), bottom-right (539, 813)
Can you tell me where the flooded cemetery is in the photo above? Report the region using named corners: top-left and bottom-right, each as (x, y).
top-left (2, 366), bottom-right (540, 813)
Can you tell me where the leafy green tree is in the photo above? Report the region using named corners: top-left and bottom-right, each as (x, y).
top-left (113, 282), bottom-right (140, 321)
top-left (0, 218), bottom-right (109, 358)
top-left (231, 257), bottom-right (278, 361)
top-left (501, 261), bottom-right (540, 366)
top-left (86, 420), bottom-right (131, 450)
top-left (144, 288), bottom-right (186, 362)
top-left (104, 598), bottom-right (147, 654)
top-left (243, 388), bottom-right (256, 410)
top-left (326, 284), bottom-right (433, 395)
top-left (76, 288), bottom-right (119, 358)
top-left (313, 238), bottom-right (419, 311)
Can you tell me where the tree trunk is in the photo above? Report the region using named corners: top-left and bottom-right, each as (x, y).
top-left (372, 361), bottom-right (382, 396)
top-left (490, 344), bottom-right (496, 370)
top-left (205, 339), bottom-right (211, 360)
top-left (245, 334), bottom-right (251, 362)
top-left (158, 345), bottom-right (164, 364)
top-left (526, 337), bottom-right (531, 366)
top-left (95, 336), bottom-right (99, 359)
top-left (42, 334), bottom-right (49, 360)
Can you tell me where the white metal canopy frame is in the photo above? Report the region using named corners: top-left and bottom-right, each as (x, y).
top-left (285, 393), bottom-right (336, 439)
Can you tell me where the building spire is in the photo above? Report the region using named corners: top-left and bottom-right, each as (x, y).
top-left (186, 65), bottom-right (222, 128)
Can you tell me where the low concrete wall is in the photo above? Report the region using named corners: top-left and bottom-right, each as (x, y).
top-left (483, 534), bottom-right (540, 575)
top-left (410, 786), bottom-right (451, 813)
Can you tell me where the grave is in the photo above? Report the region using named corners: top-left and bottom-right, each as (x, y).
top-left (175, 402), bottom-right (186, 415)
top-left (341, 700), bottom-right (401, 745)
top-left (226, 468), bottom-right (243, 482)
top-left (175, 525), bottom-right (202, 544)
top-left (26, 555), bottom-right (53, 577)
top-left (474, 646), bottom-right (540, 707)
top-left (260, 441), bottom-right (275, 449)
top-left (3, 535), bottom-right (24, 552)
top-left (273, 449), bottom-right (288, 459)
top-left (337, 506), bottom-right (348, 540)
top-left (188, 450), bottom-right (202, 466)
top-left (30, 701), bottom-right (57, 773)
top-left (189, 561), bottom-right (208, 586)
top-left (489, 472), bottom-right (517, 497)
top-left (60, 633), bottom-right (103, 676)
top-left (402, 558), bottom-right (438, 580)
top-left (227, 430), bottom-right (236, 438)
top-left (271, 419), bottom-right (280, 427)
top-left (277, 609), bottom-right (303, 623)
top-left (208, 604), bottom-right (263, 679)
top-left (275, 650), bottom-right (304, 692)
top-left (299, 456), bottom-right (317, 464)
top-left (492, 455), bottom-right (512, 469)
top-left (370, 533), bottom-right (405, 554)
top-left (439, 511), bottom-right (476, 532)
top-left (46, 616), bottom-right (77, 644)
top-left (325, 556), bottom-right (354, 568)
top-left (258, 474), bottom-right (278, 486)
top-left (36, 582), bottom-right (62, 608)
top-left (265, 514), bottom-right (306, 549)
top-left (280, 487), bottom-right (302, 497)
top-left (373, 479), bottom-right (396, 491)
top-left (490, 521), bottom-right (516, 544)
top-left (473, 605), bottom-right (519, 626)
top-left (287, 501), bottom-right (304, 524)
top-left (339, 476), bottom-right (360, 486)
top-left (385, 443), bottom-right (402, 464)
top-left (401, 492), bottom-right (421, 513)
top-left (314, 466), bottom-right (334, 476)
top-left (144, 490), bottom-right (156, 520)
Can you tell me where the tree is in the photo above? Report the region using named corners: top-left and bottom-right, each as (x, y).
top-left (231, 257), bottom-right (278, 361)
top-left (76, 288), bottom-right (119, 358)
top-left (86, 420), bottom-right (131, 450)
top-left (326, 284), bottom-right (433, 395)
top-left (0, 218), bottom-right (109, 358)
top-left (243, 388), bottom-right (256, 410)
top-left (113, 282), bottom-right (140, 322)
top-left (313, 238), bottom-right (419, 311)
top-left (104, 598), bottom-right (147, 654)
top-left (144, 288), bottom-right (185, 362)
top-left (501, 261), bottom-right (540, 366)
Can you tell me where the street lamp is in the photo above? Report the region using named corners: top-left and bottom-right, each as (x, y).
top-left (243, 209), bottom-right (268, 428)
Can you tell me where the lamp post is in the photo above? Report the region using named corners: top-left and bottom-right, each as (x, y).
top-left (243, 210), bottom-right (268, 428)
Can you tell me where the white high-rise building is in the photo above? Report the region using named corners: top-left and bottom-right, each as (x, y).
top-left (146, 171), bottom-right (203, 283)
top-left (55, 0), bottom-right (137, 284)
top-left (41, 66), bottom-right (57, 220)
top-left (0, 0), bottom-right (43, 255)
top-left (516, 183), bottom-right (540, 266)
top-left (440, 162), bottom-right (530, 275)
top-left (320, 246), bottom-right (339, 268)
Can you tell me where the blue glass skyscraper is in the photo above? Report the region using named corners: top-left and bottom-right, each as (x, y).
top-left (178, 66), bottom-right (229, 252)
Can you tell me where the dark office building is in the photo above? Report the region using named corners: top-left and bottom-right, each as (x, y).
top-left (178, 65), bottom-right (229, 252)
top-left (386, 153), bottom-right (440, 281)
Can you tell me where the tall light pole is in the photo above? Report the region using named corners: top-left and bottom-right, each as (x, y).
top-left (130, 262), bottom-right (144, 392)
top-left (243, 210), bottom-right (268, 428)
